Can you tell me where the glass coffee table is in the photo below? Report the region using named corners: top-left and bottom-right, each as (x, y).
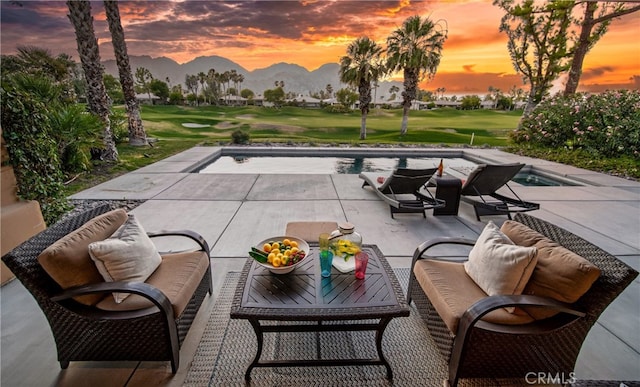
top-left (230, 244), bottom-right (410, 381)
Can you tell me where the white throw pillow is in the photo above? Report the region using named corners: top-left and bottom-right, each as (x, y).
top-left (464, 221), bottom-right (538, 312)
top-left (88, 214), bottom-right (162, 303)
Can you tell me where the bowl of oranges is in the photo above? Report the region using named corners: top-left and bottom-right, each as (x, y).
top-left (248, 236), bottom-right (310, 274)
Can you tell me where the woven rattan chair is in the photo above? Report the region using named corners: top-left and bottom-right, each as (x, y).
top-left (407, 213), bottom-right (638, 387)
top-left (1, 204), bottom-right (212, 373)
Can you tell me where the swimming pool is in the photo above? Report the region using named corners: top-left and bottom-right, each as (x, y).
top-left (192, 148), bottom-right (582, 186)
top-left (196, 155), bottom-right (478, 174)
top-left (513, 171), bottom-right (580, 186)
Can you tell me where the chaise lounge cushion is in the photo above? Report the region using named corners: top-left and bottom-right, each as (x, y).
top-left (95, 249), bottom-right (210, 318)
top-left (88, 214), bottom-right (162, 303)
top-left (464, 221), bottom-right (538, 312)
top-left (413, 259), bottom-right (535, 333)
top-left (501, 220), bottom-right (601, 319)
top-left (38, 209), bottom-right (128, 305)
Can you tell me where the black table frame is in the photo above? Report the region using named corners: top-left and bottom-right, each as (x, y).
top-left (230, 244), bottom-right (410, 381)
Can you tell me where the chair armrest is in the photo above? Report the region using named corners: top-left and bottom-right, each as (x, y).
top-left (407, 237), bottom-right (476, 303)
top-left (411, 237), bottom-right (476, 266)
top-left (459, 294), bottom-right (586, 335)
top-left (448, 294), bottom-right (586, 383)
top-left (51, 281), bottom-right (173, 319)
top-left (147, 230), bottom-right (210, 254)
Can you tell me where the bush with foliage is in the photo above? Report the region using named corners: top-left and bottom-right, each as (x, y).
top-left (1, 85), bottom-right (71, 224)
top-left (323, 104), bottom-right (352, 114)
top-left (1, 48), bottom-right (113, 224)
top-left (512, 90), bottom-right (640, 158)
top-left (231, 129), bottom-right (250, 144)
top-left (461, 95), bottom-right (481, 110)
top-left (110, 109), bottom-right (129, 144)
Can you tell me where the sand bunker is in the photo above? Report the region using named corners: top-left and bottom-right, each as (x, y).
top-left (236, 114), bottom-right (256, 119)
top-left (215, 122), bottom-right (238, 129)
top-left (253, 123), bottom-right (305, 133)
top-left (182, 123), bottom-right (210, 128)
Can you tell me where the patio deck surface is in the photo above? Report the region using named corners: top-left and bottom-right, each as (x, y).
top-left (2, 146), bottom-right (638, 386)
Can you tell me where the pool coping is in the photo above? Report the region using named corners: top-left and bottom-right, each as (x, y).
top-left (181, 145), bottom-right (593, 186)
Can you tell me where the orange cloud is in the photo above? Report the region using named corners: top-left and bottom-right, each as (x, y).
top-left (1, 0), bottom-right (637, 93)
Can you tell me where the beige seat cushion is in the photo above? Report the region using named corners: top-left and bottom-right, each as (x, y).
top-left (501, 220), bottom-right (601, 319)
top-left (414, 259), bottom-right (535, 334)
top-left (88, 214), bottom-right (162, 303)
top-left (464, 221), bottom-right (537, 312)
top-left (95, 250), bottom-right (210, 318)
top-left (285, 221), bottom-right (339, 242)
top-left (38, 209), bottom-right (128, 305)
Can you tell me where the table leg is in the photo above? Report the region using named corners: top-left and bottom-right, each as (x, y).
top-left (376, 317), bottom-right (393, 380)
top-left (246, 318), bottom-right (264, 381)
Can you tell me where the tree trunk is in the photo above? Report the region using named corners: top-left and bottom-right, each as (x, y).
top-left (565, 2), bottom-right (597, 95)
top-left (400, 105), bottom-right (410, 136)
top-left (358, 80), bottom-right (371, 140)
top-left (104, 0), bottom-right (147, 146)
top-left (360, 112), bottom-right (367, 140)
top-left (67, 0), bottom-right (118, 161)
top-left (400, 68), bottom-right (418, 136)
top-left (523, 92), bottom-right (537, 116)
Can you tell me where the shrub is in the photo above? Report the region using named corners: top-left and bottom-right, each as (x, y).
top-left (110, 109), bottom-right (129, 144)
top-left (1, 86), bottom-right (70, 224)
top-left (323, 105), bottom-right (352, 114)
top-left (512, 90), bottom-right (640, 158)
top-left (49, 104), bottom-right (104, 172)
top-left (461, 95), bottom-right (481, 110)
top-left (231, 129), bottom-right (250, 144)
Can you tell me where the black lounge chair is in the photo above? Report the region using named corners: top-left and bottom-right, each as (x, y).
top-left (359, 168), bottom-right (445, 218)
top-left (460, 163), bottom-right (540, 220)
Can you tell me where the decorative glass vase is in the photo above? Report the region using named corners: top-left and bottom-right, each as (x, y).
top-left (330, 222), bottom-right (362, 263)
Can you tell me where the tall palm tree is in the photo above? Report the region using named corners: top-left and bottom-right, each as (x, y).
top-left (197, 71), bottom-right (206, 105)
top-left (387, 15), bottom-right (447, 136)
top-left (339, 37), bottom-right (385, 140)
top-left (66, 0), bottom-right (118, 161)
top-left (103, 0), bottom-right (146, 146)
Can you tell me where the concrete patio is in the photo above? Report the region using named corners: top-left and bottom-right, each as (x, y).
top-left (2, 146), bottom-right (638, 386)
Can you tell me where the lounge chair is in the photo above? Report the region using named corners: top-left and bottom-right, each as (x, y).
top-left (359, 168), bottom-right (445, 218)
top-left (460, 163), bottom-right (539, 220)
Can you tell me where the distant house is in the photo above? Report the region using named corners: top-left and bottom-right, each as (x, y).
top-left (433, 100), bottom-right (462, 109)
top-left (220, 95), bottom-right (247, 106)
top-left (480, 100), bottom-right (496, 109)
top-left (135, 93), bottom-right (162, 105)
top-left (288, 94), bottom-right (322, 108)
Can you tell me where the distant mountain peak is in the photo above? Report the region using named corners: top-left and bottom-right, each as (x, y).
top-left (101, 55), bottom-right (401, 96)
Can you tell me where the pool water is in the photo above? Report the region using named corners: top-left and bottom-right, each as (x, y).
top-left (512, 171), bottom-right (579, 186)
top-left (195, 155), bottom-right (581, 186)
top-left (196, 156), bottom-right (477, 174)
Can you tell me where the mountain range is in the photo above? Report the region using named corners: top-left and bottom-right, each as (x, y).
top-left (102, 55), bottom-right (402, 98)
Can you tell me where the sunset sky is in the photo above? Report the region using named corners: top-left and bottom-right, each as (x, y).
top-left (1, 0), bottom-right (639, 95)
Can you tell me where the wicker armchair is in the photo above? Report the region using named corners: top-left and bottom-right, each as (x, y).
top-left (1, 204), bottom-right (212, 373)
top-left (407, 213), bottom-right (638, 387)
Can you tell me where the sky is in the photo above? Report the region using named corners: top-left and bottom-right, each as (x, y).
top-left (1, 0), bottom-right (639, 95)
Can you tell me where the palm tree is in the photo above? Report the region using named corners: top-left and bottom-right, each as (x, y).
top-left (103, 0), bottom-right (146, 146)
top-left (66, 0), bottom-right (118, 161)
top-left (197, 71), bottom-right (206, 105)
top-left (339, 37), bottom-right (385, 140)
top-left (205, 68), bottom-right (216, 105)
top-left (237, 74), bottom-right (245, 104)
top-left (386, 15), bottom-right (448, 136)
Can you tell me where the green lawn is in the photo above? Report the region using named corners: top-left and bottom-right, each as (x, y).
top-left (65, 104), bottom-right (636, 195)
top-left (137, 105), bottom-right (521, 146)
